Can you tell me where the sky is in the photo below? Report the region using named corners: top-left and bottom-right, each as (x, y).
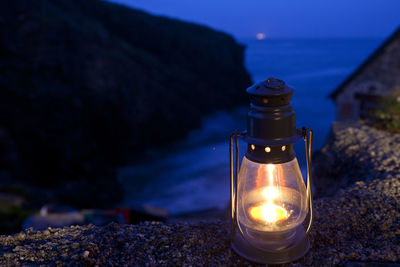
top-left (109, 0), bottom-right (400, 40)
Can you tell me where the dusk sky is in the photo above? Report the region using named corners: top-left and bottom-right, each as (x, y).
top-left (109, 0), bottom-right (399, 39)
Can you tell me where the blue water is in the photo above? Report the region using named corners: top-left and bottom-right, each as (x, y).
top-left (119, 38), bottom-right (382, 215)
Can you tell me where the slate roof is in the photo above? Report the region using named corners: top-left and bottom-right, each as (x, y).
top-left (330, 26), bottom-right (400, 101)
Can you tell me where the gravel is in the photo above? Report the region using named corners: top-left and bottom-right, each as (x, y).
top-left (0, 123), bottom-right (399, 266)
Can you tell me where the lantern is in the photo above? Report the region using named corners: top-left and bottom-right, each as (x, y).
top-left (229, 78), bottom-right (313, 264)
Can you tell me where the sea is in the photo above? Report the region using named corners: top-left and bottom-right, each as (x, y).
top-left (118, 38), bottom-right (382, 215)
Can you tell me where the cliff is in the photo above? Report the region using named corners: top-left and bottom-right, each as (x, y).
top-left (0, 0), bottom-right (251, 208)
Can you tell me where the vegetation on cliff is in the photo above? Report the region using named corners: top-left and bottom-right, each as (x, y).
top-left (370, 87), bottom-right (400, 133)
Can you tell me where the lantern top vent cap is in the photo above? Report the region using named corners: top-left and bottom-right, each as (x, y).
top-left (265, 78), bottom-right (284, 90)
top-left (246, 77), bottom-right (294, 96)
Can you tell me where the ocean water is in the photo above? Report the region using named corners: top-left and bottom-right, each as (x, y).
top-left (119, 38), bottom-right (382, 215)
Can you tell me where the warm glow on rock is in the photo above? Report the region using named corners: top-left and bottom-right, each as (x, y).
top-left (249, 203), bottom-right (288, 223)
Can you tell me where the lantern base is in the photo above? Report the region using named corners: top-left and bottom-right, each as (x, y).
top-left (231, 227), bottom-right (310, 264)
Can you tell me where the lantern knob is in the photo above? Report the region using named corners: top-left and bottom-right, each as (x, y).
top-left (246, 78), bottom-right (293, 100)
top-left (264, 78), bottom-right (285, 90)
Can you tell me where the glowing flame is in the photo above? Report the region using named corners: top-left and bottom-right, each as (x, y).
top-left (249, 203), bottom-right (288, 223)
top-left (249, 164), bottom-right (289, 223)
top-left (262, 186), bottom-right (279, 199)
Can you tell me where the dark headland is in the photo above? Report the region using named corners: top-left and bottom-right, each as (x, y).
top-left (0, 0), bottom-right (251, 226)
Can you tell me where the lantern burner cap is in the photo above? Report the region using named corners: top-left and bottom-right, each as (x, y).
top-left (264, 78), bottom-right (285, 90)
top-left (246, 77), bottom-right (293, 97)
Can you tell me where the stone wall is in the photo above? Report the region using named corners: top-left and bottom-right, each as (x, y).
top-left (335, 29), bottom-right (400, 121)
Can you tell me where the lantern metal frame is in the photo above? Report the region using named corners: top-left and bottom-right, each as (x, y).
top-left (229, 127), bottom-right (313, 264)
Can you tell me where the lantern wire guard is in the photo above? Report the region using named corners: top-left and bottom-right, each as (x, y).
top-left (229, 78), bottom-right (314, 264)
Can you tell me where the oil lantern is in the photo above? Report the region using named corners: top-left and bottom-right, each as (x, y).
top-left (229, 78), bottom-right (313, 264)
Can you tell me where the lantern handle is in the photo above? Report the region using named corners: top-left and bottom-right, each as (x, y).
top-left (229, 132), bottom-right (235, 240)
top-left (230, 131), bottom-right (245, 241)
top-left (230, 132), bottom-right (255, 248)
top-left (230, 131), bottom-right (270, 251)
top-left (301, 127), bottom-right (313, 234)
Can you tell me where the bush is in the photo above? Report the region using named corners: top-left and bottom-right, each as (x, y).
top-left (370, 86), bottom-right (400, 133)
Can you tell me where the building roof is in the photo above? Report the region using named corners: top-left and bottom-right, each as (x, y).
top-left (330, 26), bottom-right (400, 101)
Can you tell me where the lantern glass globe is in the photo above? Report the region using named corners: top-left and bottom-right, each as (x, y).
top-left (237, 156), bottom-right (308, 250)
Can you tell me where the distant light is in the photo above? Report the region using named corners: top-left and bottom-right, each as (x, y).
top-left (256, 33), bottom-right (266, 40)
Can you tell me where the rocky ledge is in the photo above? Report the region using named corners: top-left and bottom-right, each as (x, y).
top-left (313, 122), bottom-right (400, 198)
top-left (1, 124), bottom-right (400, 266)
top-left (0, 175), bottom-right (399, 266)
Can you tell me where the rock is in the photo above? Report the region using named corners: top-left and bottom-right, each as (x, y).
top-left (22, 206), bottom-right (169, 231)
top-left (22, 213), bottom-right (85, 231)
top-left (1, 170), bottom-right (400, 266)
top-left (0, 0), bottom-right (251, 208)
top-left (82, 250), bottom-right (90, 258)
top-left (312, 122), bottom-right (400, 198)
top-left (346, 262), bottom-right (400, 267)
